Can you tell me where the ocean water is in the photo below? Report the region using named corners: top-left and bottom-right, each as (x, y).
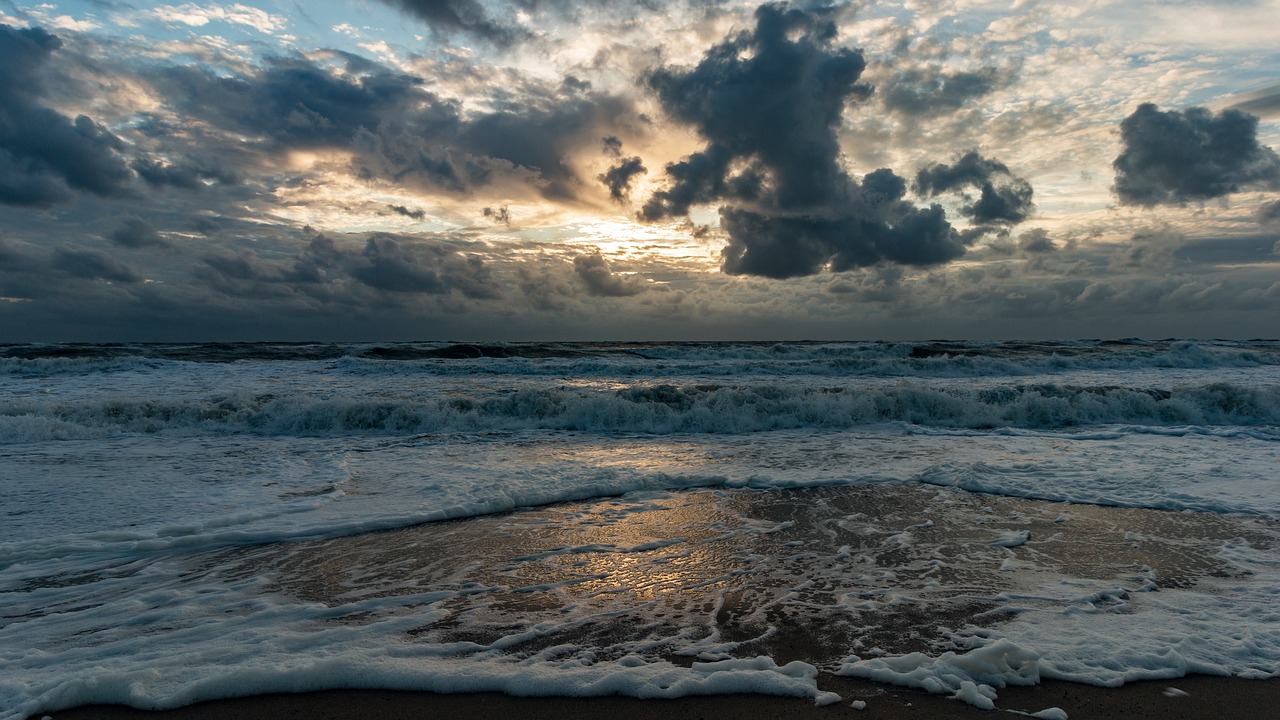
top-left (2, 339), bottom-right (1278, 716)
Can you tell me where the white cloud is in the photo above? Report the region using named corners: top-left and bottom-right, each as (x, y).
top-left (19, 6), bottom-right (103, 32)
top-left (1146, 1), bottom-right (1280, 49)
top-left (149, 4), bottom-right (287, 35)
top-left (45, 14), bottom-right (101, 32)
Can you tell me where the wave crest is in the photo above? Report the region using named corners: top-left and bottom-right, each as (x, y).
top-left (4, 381), bottom-right (1277, 441)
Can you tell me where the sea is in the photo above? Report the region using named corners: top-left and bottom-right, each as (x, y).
top-left (2, 339), bottom-right (1279, 716)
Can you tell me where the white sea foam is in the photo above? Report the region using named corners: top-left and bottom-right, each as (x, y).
top-left (838, 527), bottom-right (1280, 706)
top-left (6, 483), bottom-right (1277, 720)
top-left (2, 341), bottom-right (1278, 717)
top-left (2, 379), bottom-right (1277, 442)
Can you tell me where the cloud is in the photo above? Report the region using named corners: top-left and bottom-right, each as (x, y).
top-left (345, 234), bottom-right (502, 300)
top-left (517, 264), bottom-right (576, 311)
top-left (189, 215), bottom-right (224, 235)
top-left (718, 200), bottom-right (961, 277)
top-left (1110, 227), bottom-right (1182, 270)
top-left (148, 3), bottom-right (288, 35)
top-left (374, 1), bottom-right (655, 45)
top-left (599, 156), bottom-right (646, 201)
top-left (52, 247), bottom-right (142, 283)
top-left (598, 137), bottom-right (646, 200)
top-left (826, 264), bottom-right (905, 302)
top-left (153, 49), bottom-right (639, 201)
top-left (131, 156), bottom-right (235, 189)
top-left (351, 235), bottom-right (449, 294)
top-left (573, 251), bottom-right (647, 296)
top-left (880, 65), bottom-right (1011, 117)
top-left (1017, 228), bottom-right (1056, 253)
top-left (1257, 199), bottom-right (1280, 228)
top-left (196, 232), bottom-right (503, 301)
top-left (1228, 83), bottom-right (1280, 120)
top-left (0, 24), bottom-right (134, 206)
top-left (201, 250), bottom-right (304, 284)
top-left (642, 3), bottom-right (870, 215)
top-left (915, 151), bottom-right (1035, 225)
top-left (1173, 235), bottom-right (1280, 265)
top-left (0, 152), bottom-right (71, 207)
top-left (388, 204), bottom-right (426, 220)
top-left (483, 206), bottom-right (511, 225)
top-left (452, 91), bottom-right (637, 200)
top-left (1113, 103), bottom-right (1280, 206)
top-left (108, 216), bottom-right (169, 248)
top-left (640, 2), bottom-right (966, 278)
top-left (153, 52), bottom-right (433, 150)
top-left (377, 0), bottom-right (529, 45)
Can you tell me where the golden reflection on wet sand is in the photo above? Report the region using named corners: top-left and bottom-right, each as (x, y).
top-left (212, 485), bottom-right (1279, 667)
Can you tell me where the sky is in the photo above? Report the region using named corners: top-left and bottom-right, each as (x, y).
top-left (0, 0), bottom-right (1278, 342)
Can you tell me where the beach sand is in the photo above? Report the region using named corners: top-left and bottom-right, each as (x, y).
top-left (24, 485), bottom-right (1280, 719)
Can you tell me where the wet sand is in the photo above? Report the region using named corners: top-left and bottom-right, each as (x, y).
top-left (33, 675), bottom-right (1280, 720)
top-left (21, 485), bottom-right (1280, 719)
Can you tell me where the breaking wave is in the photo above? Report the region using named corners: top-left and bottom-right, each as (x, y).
top-left (4, 380), bottom-right (1277, 442)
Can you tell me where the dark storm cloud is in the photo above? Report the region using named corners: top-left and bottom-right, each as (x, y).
top-left (388, 204), bottom-right (427, 220)
top-left (1229, 83), bottom-right (1280, 119)
top-left (1111, 227), bottom-right (1181, 270)
top-left (643, 3), bottom-right (869, 215)
top-left (562, 75), bottom-right (592, 94)
top-left (1173, 235), bottom-right (1280, 265)
top-left (198, 232), bottom-right (502, 301)
top-left (880, 66), bottom-right (1009, 116)
top-left (516, 264), bottom-right (575, 311)
top-left (130, 158), bottom-right (201, 189)
top-left (189, 215), bottom-right (223, 235)
top-left (915, 151), bottom-right (1035, 224)
top-left (0, 153), bottom-right (70, 207)
top-left (131, 156), bottom-right (237, 190)
top-left (152, 53), bottom-right (433, 150)
top-left (107, 216), bottom-right (168, 248)
top-left (0, 238), bottom-right (41, 280)
top-left (454, 92), bottom-right (637, 200)
top-left (154, 52), bottom-right (492, 196)
top-left (347, 234), bottom-right (501, 300)
top-left (52, 247), bottom-right (141, 283)
top-left (826, 264), bottom-right (905, 302)
top-left (602, 135), bottom-right (624, 158)
top-left (153, 49), bottom-right (639, 201)
top-left (202, 251), bottom-right (302, 284)
top-left (355, 128), bottom-right (481, 193)
top-left (599, 157), bottom-right (647, 201)
top-left (1257, 200), bottom-right (1280, 228)
top-left (377, 1), bottom-right (672, 44)
top-left (1113, 103), bottom-right (1280, 206)
top-left (638, 144), bottom-right (752, 219)
top-left (353, 236), bottom-right (446, 294)
top-left (0, 25), bottom-right (133, 206)
top-left (641, 3), bottom-right (967, 278)
top-left (573, 251), bottom-right (647, 296)
top-left (444, 253), bottom-right (501, 300)
top-left (377, 0), bottom-right (530, 44)
top-left (1017, 228), bottom-right (1056, 253)
top-left (483, 206), bottom-right (511, 225)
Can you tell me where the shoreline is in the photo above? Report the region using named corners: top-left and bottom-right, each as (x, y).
top-left (31, 675), bottom-right (1280, 720)
top-left (14, 486), bottom-right (1279, 719)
